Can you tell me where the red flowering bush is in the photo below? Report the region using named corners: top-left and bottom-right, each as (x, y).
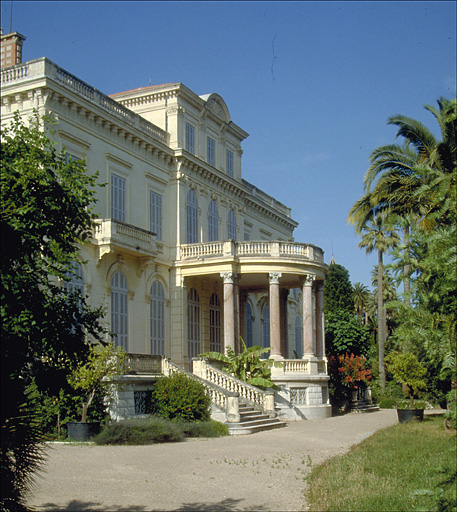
top-left (338, 353), bottom-right (371, 388)
top-left (329, 353), bottom-right (371, 389)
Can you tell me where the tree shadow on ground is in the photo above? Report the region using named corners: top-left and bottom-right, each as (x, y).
top-left (158, 498), bottom-right (271, 511)
top-left (36, 501), bottom-right (146, 511)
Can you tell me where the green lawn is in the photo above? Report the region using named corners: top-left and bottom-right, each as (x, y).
top-left (306, 416), bottom-right (456, 512)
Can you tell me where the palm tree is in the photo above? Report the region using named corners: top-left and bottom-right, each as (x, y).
top-left (353, 282), bottom-right (370, 325)
top-left (358, 215), bottom-right (400, 389)
top-left (349, 98), bottom-right (456, 306)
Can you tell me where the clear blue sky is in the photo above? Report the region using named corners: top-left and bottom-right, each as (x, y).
top-left (2, 1), bottom-right (456, 289)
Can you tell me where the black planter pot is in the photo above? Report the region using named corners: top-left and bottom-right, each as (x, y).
top-left (67, 421), bottom-right (101, 441)
top-left (396, 409), bottom-right (424, 423)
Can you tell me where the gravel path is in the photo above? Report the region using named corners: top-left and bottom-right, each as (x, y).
top-left (26, 409), bottom-right (398, 512)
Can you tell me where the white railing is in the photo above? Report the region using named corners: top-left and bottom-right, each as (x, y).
top-left (1, 58), bottom-right (168, 145)
top-left (180, 241), bottom-right (224, 259)
top-left (282, 360), bottom-right (309, 373)
top-left (179, 240), bottom-right (325, 264)
top-left (192, 358), bottom-right (275, 416)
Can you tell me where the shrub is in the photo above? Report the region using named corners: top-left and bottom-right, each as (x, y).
top-left (95, 417), bottom-right (228, 445)
top-left (378, 397), bottom-right (398, 409)
top-left (179, 419), bottom-right (229, 438)
top-left (151, 373), bottom-right (211, 422)
top-left (95, 416), bottom-right (184, 445)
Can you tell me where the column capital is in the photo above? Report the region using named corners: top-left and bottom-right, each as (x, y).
top-left (269, 272), bottom-right (282, 284)
top-left (220, 271), bottom-right (238, 284)
top-left (301, 274), bottom-right (314, 287)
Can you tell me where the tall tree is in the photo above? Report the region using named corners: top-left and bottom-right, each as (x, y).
top-left (349, 98), bottom-right (456, 305)
top-left (358, 215), bottom-right (400, 389)
top-left (353, 282), bottom-right (370, 325)
top-left (1, 113), bottom-right (105, 510)
top-left (323, 262), bottom-right (353, 316)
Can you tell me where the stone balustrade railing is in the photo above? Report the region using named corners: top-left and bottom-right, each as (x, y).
top-left (192, 358), bottom-right (275, 417)
top-left (282, 359), bottom-right (309, 373)
top-left (179, 240), bottom-right (324, 263)
top-left (1, 58), bottom-right (168, 145)
top-left (93, 218), bottom-right (160, 254)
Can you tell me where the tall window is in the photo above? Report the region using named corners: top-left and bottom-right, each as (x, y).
top-left (186, 189), bottom-right (199, 243)
top-left (150, 191), bottom-right (162, 241)
top-left (111, 271), bottom-right (128, 350)
top-left (111, 173), bottom-right (126, 222)
top-left (245, 302), bottom-right (253, 348)
top-left (262, 305), bottom-right (270, 358)
top-left (150, 281), bottom-right (165, 355)
top-left (207, 136), bottom-right (216, 167)
top-left (208, 200), bottom-right (219, 242)
top-left (65, 260), bottom-right (84, 295)
top-left (209, 293), bottom-right (221, 352)
top-left (227, 209), bottom-right (237, 240)
top-left (226, 149), bottom-right (234, 178)
top-left (185, 123), bottom-right (195, 154)
top-left (187, 288), bottom-right (200, 359)
top-left (295, 316), bottom-right (303, 359)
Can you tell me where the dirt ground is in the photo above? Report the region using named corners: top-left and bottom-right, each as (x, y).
top-left (26, 409), bottom-right (398, 512)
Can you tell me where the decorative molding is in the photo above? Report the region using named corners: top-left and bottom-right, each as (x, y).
top-left (269, 272), bottom-right (282, 285)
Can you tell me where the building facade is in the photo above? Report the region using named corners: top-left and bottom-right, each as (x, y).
top-left (1, 35), bottom-right (331, 420)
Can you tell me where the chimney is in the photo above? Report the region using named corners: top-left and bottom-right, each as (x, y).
top-left (1, 29), bottom-right (26, 68)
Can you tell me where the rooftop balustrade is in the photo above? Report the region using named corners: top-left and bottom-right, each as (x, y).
top-left (1, 58), bottom-right (168, 145)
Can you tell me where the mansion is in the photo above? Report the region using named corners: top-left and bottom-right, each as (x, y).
top-left (1, 31), bottom-right (331, 423)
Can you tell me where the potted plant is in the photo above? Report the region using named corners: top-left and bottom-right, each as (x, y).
top-left (386, 352), bottom-right (427, 423)
top-left (67, 342), bottom-right (126, 440)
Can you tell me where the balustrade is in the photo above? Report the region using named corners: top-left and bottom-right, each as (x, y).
top-left (179, 240), bottom-right (324, 264)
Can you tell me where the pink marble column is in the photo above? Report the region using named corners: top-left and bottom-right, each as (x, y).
top-left (302, 275), bottom-right (315, 357)
top-left (315, 281), bottom-right (325, 357)
top-left (269, 272), bottom-right (282, 359)
top-left (220, 272), bottom-right (236, 353)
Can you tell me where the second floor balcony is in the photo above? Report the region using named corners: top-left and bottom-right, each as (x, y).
top-left (92, 219), bottom-right (162, 263)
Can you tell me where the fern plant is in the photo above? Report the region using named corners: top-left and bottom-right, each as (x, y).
top-left (200, 338), bottom-right (282, 390)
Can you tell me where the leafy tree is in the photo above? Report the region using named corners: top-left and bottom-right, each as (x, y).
top-left (68, 343), bottom-right (127, 423)
top-left (1, 113), bottom-right (105, 510)
top-left (386, 352), bottom-right (427, 408)
top-left (200, 338), bottom-right (281, 389)
top-left (357, 214), bottom-right (400, 389)
top-left (325, 310), bottom-right (371, 357)
top-left (323, 263), bottom-right (353, 316)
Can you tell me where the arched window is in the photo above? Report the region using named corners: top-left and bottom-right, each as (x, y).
top-left (227, 209), bottom-right (237, 240)
top-left (150, 281), bottom-right (165, 355)
top-left (245, 302), bottom-right (253, 348)
top-left (65, 260), bottom-right (84, 295)
top-left (111, 271), bottom-right (128, 350)
top-left (209, 293), bottom-right (221, 352)
top-left (187, 189), bottom-right (199, 244)
top-left (187, 288), bottom-right (200, 359)
top-left (295, 316), bottom-right (303, 359)
top-left (208, 200), bottom-right (219, 242)
top-left (262, 305), bottom-right (270, 358)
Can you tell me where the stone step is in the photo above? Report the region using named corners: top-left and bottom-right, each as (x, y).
top-left (351, 403), bottom-right (380, 413)
top-left (227, 418), bottom-right (287, 436)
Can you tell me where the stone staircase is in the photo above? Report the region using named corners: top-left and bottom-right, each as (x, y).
top-left (350, 399), bottom-right (380, 413)
top-left (226, 402), bottom-right (287, 435)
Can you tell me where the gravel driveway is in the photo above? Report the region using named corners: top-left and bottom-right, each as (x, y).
top-left (26, 409), bottom-right (398, 512)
